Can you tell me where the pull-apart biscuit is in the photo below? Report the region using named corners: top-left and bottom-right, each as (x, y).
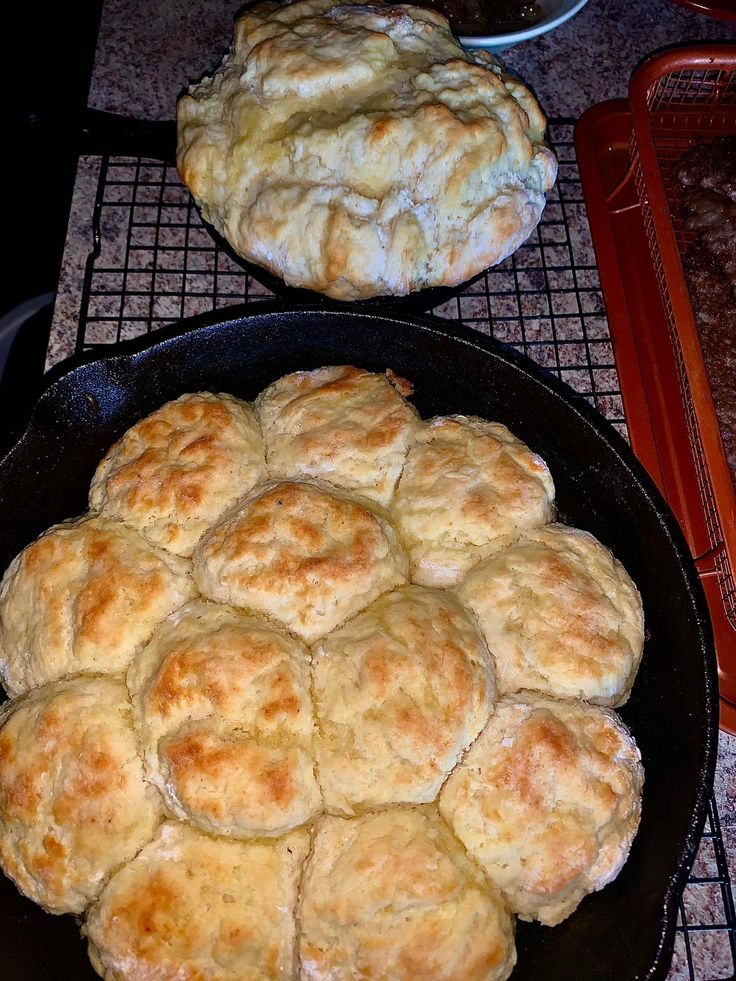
top-left (255, 366), bottom-right (419, 506)
top-left (128, 600), bottom-right (321, 837)
top-left (0, 677), bottom-right (161, 914)
top-left (299, 808), bottom-right (516, 980)
top-left (0, 515), bottom-right (196, 696)
top-left (90, 392), bottom-right (266, 557)
top-left (85, 821), bottom-right (309, 981)
top-left (194, 479), bottom-right (408, 643)
top-left (455, 524), bottom-right (645, 705)
top-left (391, 415), bottom-right (554, 587)
top-left (312, 584), bottom-right (494, 812)
top-left (439, 693), bottom-right (644, 925)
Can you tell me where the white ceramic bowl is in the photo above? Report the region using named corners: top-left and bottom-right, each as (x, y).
top-left (459, 0), bottom-right (589, 52)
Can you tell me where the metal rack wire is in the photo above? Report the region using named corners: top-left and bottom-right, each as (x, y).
top-left (674, 797), bottom-right (736, 979)
top-left (74, 117), bottom-right (735, 980)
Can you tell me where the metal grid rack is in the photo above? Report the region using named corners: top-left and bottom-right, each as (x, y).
top-left (74, 118), bottom-right (735, 980)
top-left (675, 797), bottom-right (736, 980)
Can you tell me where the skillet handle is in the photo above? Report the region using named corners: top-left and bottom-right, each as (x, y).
top-left (80, 109), bottom-right (176, 163)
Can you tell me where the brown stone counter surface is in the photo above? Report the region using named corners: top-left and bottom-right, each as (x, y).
top-left (46, 0), bottom-right (736, 978)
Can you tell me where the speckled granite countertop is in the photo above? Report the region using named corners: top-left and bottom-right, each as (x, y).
top-left (87, 0), bottom-right (733, 119)
top-left (48, 0), bottom-right (735, 976)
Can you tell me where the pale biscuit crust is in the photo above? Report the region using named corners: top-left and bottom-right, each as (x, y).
top-left (391, 415), bottom-right (555, 587)
top-left (312, 585), bottom-right (495, 813)
top-left (439, 693), bottom-right (644, 926)
top-left (0, 677), bottom-right (162, 914)
top-left (128, 600), bottom-right (321, 837)
top-left (85, 821), bottom-right (309, 981)
top-left (89, 392), bottom-right (267, 557)
top-left (455, 524), bottom-right (645, 705)
top-left (0, 515), bottom-right (197, 696)
top-left (194, 479), bottom-right (409, 643)
top-left (255, 366), bottom-right (420, 506)
top-left (299, 808), bottom-right (516, 981)
top-left (176, 0), bottom-right (557, 300)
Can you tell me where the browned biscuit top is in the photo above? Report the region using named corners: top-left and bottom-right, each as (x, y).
top-left (0, 677), bottom-right (162, 914)
top-left (194, 479), bottom-right (408, 642)
top-left (455, 524), bottom-right (644, 705)
top-left (439, 693), bottom-right (644, 925)
top-left (90, 392), bottom-right (266, 556)
top-left (255, 366), bottom-right (419, 506)
top-left (312, 585), bottom-right (494, 812)
top-left (0, 515), bottom-right (196, 696)
top-left (299, 808), bottom-right (516, 980)
top-left (85, 821), bottom-right (309, 980)
top-left (128, 600), bottom-right (321, 837)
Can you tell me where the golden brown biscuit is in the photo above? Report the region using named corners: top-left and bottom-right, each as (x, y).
top-left (0, 515), bottom-right (197, 696)
top-left (194, 479), bottom-right (408, 643)
top-left (89, 392), bottom-right (266, 557)
top-left (0, 677), bottom-right (162, 914)
top-left (391, 415), bottom-right (555, 587)
top-left (255, 366), bottom-right (419, 506)
top-left (85, 820), bottom-right (309, 981)
top-left (439, 693), bottom-right (644, 925)
top-left (455, 524), bottom-right (645, 705)
top-left (299, 808), bottom-right (516, 981)
top-left (176, 0), bottom-right (556, 300)
top-left (312, 585), bottom-right (494, 813)
top-left (128, 600), bottom-right (321, 837)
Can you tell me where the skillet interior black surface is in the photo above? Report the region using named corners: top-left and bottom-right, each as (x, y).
top-left (0, 306), bottom-right (718, 980)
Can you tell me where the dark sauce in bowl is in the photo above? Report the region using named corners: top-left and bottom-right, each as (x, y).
top-left (429, 0), bottom-right (545, 36)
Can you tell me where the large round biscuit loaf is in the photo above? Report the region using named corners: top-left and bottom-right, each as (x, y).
top-left (176, 0), bottom-right (557, 300)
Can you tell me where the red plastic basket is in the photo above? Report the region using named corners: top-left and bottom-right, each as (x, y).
top-left (629, 46), bottom-right (736, 707)
top-left (576, 46), bottom-right (736, 730)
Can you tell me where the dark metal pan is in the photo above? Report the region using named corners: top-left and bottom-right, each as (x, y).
top-left (0, 306), bottom-right (718, 980)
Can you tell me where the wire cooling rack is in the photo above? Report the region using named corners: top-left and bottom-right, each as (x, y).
top-left (75, 120), bottom-right (626, 435)
top-left (74, 118), bottom-right (735, 980)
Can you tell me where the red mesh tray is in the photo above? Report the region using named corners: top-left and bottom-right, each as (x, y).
top-left (575, 80), bottom-right (736, 734)
top-left (630, 47), bottom-right (736, 719)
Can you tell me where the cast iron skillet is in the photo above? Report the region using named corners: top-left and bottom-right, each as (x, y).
top-left (0, 306), bottom-right (718, 980)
